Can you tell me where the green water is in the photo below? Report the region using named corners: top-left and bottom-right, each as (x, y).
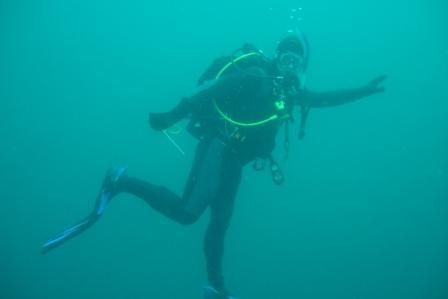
top-left (1, 1), bottom-right (447, 298)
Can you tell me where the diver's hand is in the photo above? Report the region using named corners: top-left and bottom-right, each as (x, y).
top-left (365, 75), bottom-right (387, 95)
top-left (148, 112), bottom-right (174, 131)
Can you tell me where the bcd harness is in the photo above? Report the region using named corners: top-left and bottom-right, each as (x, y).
top-left (196, 45), bottom-right (311, 185)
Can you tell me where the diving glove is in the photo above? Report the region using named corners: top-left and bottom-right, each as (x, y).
top-left (149, 112), bottom-right (176, 131)
top-left (149, 98), bottom-right (192, 131)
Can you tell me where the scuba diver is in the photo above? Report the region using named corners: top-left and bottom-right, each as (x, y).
top-left (42, 31), bottom-right (386, 299)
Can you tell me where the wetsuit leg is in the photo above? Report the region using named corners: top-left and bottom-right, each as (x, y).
top-left (42, 137), bottom-right (228, 253)
top-left (43, 135), bottom-right (245, 298)
top-left (204, 150), bottom-right (243, 293)
top-left (116, 136), bottom-right (230, 225)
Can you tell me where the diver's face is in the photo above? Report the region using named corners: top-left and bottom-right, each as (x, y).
top-left (275, 51), bottom-right (304, 77)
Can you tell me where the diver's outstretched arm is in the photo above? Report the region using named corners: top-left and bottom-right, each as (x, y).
top-left (297, 75), bottom-right (387, 108)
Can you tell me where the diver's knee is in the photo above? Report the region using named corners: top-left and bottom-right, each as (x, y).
top-left (178, 211), bottom-right (200, 226)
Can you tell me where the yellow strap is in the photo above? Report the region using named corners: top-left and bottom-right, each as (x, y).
top-left (213, 100), bottom-right (280, 127)
top-left (166, 125), bottom-right (182, 134)
top-left (216, 52), bottom-right (260, 79)
top-left (213, 51), bottom-right (286, 127)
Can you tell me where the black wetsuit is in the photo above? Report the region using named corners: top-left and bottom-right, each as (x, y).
top-left (43, 61), bottom-right (382, 296)
top-left (118, 67), bottom-right (381, 292)
top-left (118, 68), bottom-right (285, 292)
top-left (116, 138), bottom-right (245, 291)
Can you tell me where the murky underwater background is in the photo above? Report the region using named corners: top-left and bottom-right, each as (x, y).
top-left (1, 0), bottom-right (447, 298)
